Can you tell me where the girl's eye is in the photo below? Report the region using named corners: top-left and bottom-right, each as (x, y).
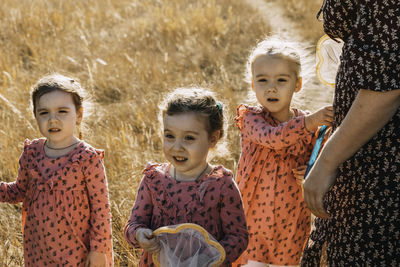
top-left (164, 133), bottom-right (174, 139)
top-left (38, 111), bottom-right (48, 115)
top-left (59, 110), bottom-right (68, 113)
top-left (278, 78), bottom-right (288, 82)
top-left (257, 78), bottom-right (267, 83)
top-left (184, 135), bottom-right (195, 141)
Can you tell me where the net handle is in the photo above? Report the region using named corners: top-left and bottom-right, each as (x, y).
top-left (304, 125), bottom-right (328, 178)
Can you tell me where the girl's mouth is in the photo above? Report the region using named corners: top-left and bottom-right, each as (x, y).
top-left (173, 156), bottom-right (187, 162)
top-left (267, 98), bottom-right (279, 102)
top-left (48, 128), bottom-right (61, 132)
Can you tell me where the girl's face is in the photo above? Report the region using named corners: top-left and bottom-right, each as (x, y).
top-left (163, 112), bottom-right (217, 180)
top-left (35, 90), bottom-right (82, 148)
top-left (252, 55), bottom-right (302, 122)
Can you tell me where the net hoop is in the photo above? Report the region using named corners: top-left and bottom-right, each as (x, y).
top-left (152, 223), bottom-right (226, 267)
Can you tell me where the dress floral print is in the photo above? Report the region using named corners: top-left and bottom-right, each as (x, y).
top-left (0, 139), bottom-right (113, 267)
top-left (302, 0), bottom-right (400, 266)
top-left (234, 104), bottom-right (316, 266)
top-left (124, 163), bottom-right (249, 267)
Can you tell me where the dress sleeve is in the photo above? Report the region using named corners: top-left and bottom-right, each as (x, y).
top-left (82, 150), bottom-right (113, 255)
top-left (0, 140), bottom-right (31, 203)
top-left (124, 174), bottom-right (154, 248)
top-left (236, 104), bottom-right (313, 149)
top-left (325, 0), bottom-right (400, 91)
top-left (218, 175), bottom-right (249, 264)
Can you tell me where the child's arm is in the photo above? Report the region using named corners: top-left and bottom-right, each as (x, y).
top-left (218, 176), bottom-right (249, 263)
top-left (236, 105), bottom-right (312, 150)
top-left (124, 177), bottom-right (154, 248)
top-left (236, 105), bottom-right (333, 150)
top-left (83, 151), bottom-right (112, 261)
top-left (85, 251), bottom-right (107, 267)
top-left (135, 228), bottom-right (160, 253)
top-left (304, 106), bottom-right (333, 132)
top-left (0, 142), bottom-right (31, 203)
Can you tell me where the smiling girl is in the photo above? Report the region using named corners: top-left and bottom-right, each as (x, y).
top-left (0, 74), bottom-right (113, 266)
top-left (124, 87), bottom-right (249, 266)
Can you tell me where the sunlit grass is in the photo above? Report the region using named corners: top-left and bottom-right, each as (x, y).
top-left (0, 0), bottom-right (272, 265)
top-left (278, 0), bottom-right (324, 43)
top-left (0, 0), bottom-right (327, 265)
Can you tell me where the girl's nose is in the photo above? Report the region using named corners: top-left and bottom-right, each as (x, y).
top-left (172, 140), bottom-right (184, 151)
top-left (267, 85), bottom-right (277, 93)
top-left (49, 113), bottom-right (58, 121)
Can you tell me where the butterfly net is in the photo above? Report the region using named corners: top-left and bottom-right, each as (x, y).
top-left (152, 223), bottom-right (225, 267)
top-left (316, 35), bottom-right (344, 87)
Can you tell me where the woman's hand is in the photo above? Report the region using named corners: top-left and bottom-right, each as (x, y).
top-left (136, 228), bottom-right (160, 253)
top-left (302, 162), bottom-right (337, 219)
top-left (303, 89), bottom-right (400, 219)
top-left (85, 251), bottom-right (107, 267)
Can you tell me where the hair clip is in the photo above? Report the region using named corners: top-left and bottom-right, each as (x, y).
top-left (216, 101), bottom-right (223, 111)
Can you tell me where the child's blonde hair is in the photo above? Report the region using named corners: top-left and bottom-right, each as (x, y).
top-left (245, 36), bottom-right (313, 105)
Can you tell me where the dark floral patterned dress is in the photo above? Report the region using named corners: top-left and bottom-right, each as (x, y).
top-left (124, 163), bottom-right (249, 267)
top-left (301, 0), bottom-right (400, 266)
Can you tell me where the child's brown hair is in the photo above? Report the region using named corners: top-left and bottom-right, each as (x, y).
top-left (159, 87), bottom-right (225, 141)
top-left (31, 73), bottom-right (85, 116)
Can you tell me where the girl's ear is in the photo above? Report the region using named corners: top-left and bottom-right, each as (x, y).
top-left (294, 77), bottom-right (302, 93)
top-left (76, 107), bottom-right (83, 125)
top-left (209, 130), bottom-right (220, 148)
top-left (251, 80), bottom-right (255, 91)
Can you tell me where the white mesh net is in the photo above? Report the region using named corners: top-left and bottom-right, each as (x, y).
top-left (316, 35), bottom-right (344, 87)
top-left (152, 223), bottom-right (226, 267)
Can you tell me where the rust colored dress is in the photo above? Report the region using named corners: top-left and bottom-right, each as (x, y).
top-left (234, 104), bottom-right (315, 266)
top-left (0, 139), bottom-right (113, 267)
top-left (301, 0), bottom-right (400, 266)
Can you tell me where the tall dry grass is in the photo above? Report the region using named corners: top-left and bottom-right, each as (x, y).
top-left (0, 0), bottom-right (327, 265)
top-left (278, 0), bottom-right (325, 43)
top-left (0, 0), bottom-right (271, 265)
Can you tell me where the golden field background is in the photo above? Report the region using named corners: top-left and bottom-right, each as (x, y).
top-left (0, 0), bottom-right (326, 265)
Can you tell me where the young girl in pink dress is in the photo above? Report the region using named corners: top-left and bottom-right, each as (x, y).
top-left (0, 74), bottom-right (113, 267)
top-left (234, 37), bottom-right (333, 267)
top-left (124, 88), bottom-right (249, 266)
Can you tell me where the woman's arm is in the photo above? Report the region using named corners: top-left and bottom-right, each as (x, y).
top-left (303, 88), bottom-right (400, 218)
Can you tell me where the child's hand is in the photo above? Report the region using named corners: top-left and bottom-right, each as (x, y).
top-left (305, 105), bottom-right (334, 132)
top-left (136, 228), bottom-right (160, 253)
top-left (293, 165), bottom-right (307, 186)
top-left (85, 251), bottom-right (107, 267)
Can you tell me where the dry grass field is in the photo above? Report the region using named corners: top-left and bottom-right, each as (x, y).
top-left (0, 0), bottom-right (326, 266)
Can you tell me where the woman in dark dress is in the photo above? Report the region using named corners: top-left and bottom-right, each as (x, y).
top-left (301, 0), bottom-right (400, 266)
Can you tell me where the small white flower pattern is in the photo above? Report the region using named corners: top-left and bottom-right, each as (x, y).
top-left (302, 0), bottom-right (400, 266)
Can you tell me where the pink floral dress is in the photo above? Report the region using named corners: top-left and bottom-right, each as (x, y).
top-left (0, 138), bottom-right (113, 267)
top-left (124, 163), bottom-right (249, 267)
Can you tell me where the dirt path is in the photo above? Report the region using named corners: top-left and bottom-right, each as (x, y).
top-left (245, 0), bottom-right (334, 111)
